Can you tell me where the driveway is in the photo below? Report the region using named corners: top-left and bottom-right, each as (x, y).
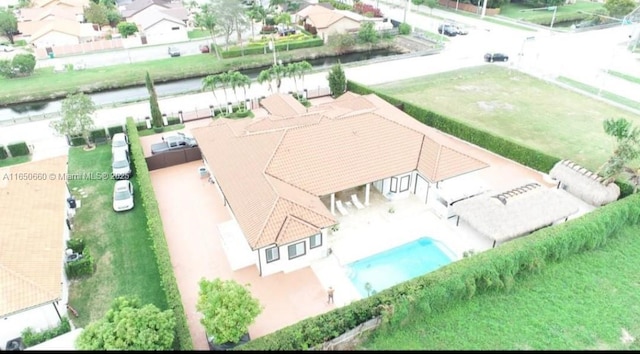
top-left (150, 160), bottom-right (336, 350)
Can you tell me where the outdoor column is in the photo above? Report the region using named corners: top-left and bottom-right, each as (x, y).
top-left (178, 110), bottom-right (183, 123)
top-left (145, 116), bottom-right (151, 129)
top-left (365, 183), bottom-right (370, 206)
top-left (330, 193), bottom-right (335, 215)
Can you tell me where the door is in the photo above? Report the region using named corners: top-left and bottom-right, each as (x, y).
top-left (414, 174), bottom-right (429, 204)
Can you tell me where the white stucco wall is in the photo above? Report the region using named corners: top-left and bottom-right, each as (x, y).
top-left (32, 31), bottom-right (79, 47)
top-left (258, 228), bottom-right (329, 277)
top-left (143, 20), bottom-right (188, 44)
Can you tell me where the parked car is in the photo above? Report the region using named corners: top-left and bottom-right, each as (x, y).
top-left (112, 149), bottom-right (132, 179)
top-left (484, 52), bottom-right (509, 62)
top-left (0, 44), bottom-right (14, 52)
top-left (111, 132), bottom-right (130, 155)
top-left (276, 23), bottom-right (296, 36)
top-left (151, 132), bottom-right (198, 155)
top-left (113, 180), bottom-right (134, 212)
top-left (168, 46), bottom-right (181, 57)
top-left (437, 24), bottom-right (458, 37)
top-left (199, 44), bottom-right (210, 54)
top-left (454, 25), bottom-right (469, 35)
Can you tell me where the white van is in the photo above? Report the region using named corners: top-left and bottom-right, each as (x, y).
top-left (111, 133), bottom-right (129, 155)
top-left (112, 150), bottom-right (131, 179)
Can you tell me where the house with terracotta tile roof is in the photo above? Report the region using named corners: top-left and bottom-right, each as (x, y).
top-left (191, 93), bottom-right (489, 277)
top-left (295, 4), bottom-right (360, 43)
top-left (18, 18), bottom-right (102, 48)
top-left (0, 156), bottom-right (74, 350)
top-left (120, 0), bottom-right (189, 44)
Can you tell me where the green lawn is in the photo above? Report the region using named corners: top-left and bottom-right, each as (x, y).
top-left (557, 76), bottom-right (640, 111)
top-left (361, 225), bottom-right (640, 350)
top-left (187, 29), bottom-right (210, 39)
top-left (371, 65), bottom-right (640, 171)
top-left (606, 70), bottom-right (640, 85)
top-left (499, 1), bottom-right (605, 22)
top-left (0, 155), bottom-right (31, 167)
top-left (67, 145), bottom-right (167, 327)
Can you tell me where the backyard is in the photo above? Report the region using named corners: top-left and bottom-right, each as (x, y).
top-left (360, 225), bottom-right (640, 350)
top-left (66, 145), bottom-right (167, 327)
top-left (371, 65), bottom-right (640, 171)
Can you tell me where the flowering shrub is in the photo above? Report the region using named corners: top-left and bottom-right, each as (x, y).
top-left (353, 2), bottom-right (383, 17)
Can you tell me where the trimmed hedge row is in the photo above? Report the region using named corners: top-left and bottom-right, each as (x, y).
top-left (107, 125), bottom-right (125, 138)
top-left (238, 192), bottom-right (640, 350)
top-left (221, 38), bottom-right (324, 59)
top-left (526, 12), bottom-right (590, 26)
top-left (125, 117), bottom-right (193, 350)
top-left (21, 317), bottom-right (71, 348)
top-left (346, 81), bottom-right (635, 197)
top-left (0, 146), bottom-right (7, 159)
top-left (7, 142), bottom-right (30, 157)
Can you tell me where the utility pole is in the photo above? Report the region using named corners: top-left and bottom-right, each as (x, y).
top-left (480, 0), bottom-right (487, 18)
top-left (404, 0), bottom-right (410, 23)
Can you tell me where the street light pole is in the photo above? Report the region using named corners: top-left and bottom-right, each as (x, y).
top-left (269, 34), bottom-right (277, 66)
top-left (403, 0), bottom-right (409, 23)
top-left (480, 0), bottom-right (488, 18)
top-left (549, 6), bottom-right (557, 33)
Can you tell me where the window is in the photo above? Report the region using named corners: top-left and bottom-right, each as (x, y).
top-left (309, 234), bottom-right (322, 249)
top-left (288, 241), bottom-right (306, 260)
top-left (171, 27), bottom-right (180, 30)
top-left (400, 175), bottom-right (410, 192)
top-left (390, 177), bottom-right (398, 193)
top-left (265, 246), bottom-right (279, 263)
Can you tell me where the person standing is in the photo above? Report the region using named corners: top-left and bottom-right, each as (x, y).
top-left (327, 286), bottom-right (335, 304)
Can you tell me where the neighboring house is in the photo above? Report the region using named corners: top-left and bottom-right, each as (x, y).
top-left (296, 4), bottom-right (361, 43)
top-left (18, 5), bottom-right (84, 23)
top-left (32, 0), bottom-right (89, 9)
top-left (19, 19), bottom-right (102, 48)
top-left (0, 156), bottom-right (73, 350)
top-left (191, 92), bottom-right (489, 277)
top-left (120, 0), bottom-right (189, 44)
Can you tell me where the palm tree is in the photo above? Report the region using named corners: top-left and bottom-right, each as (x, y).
top-left (296, 60), bottom-right (312, 92)
top-left (271, 64), bottom-right (287, 93)
top-left (202, 74), bottom-right (221, 107)
top-left (623, 166), bottom-right (640, 193)
top-left (247, 5), bottom-right (266, 38)
top-left (218, 71), bottom-right (232, 105)
top-left (238, 74), bottom-right (252, 107)
top-left (194, 4), bottom-right (221, 60)
top-left (257, 69), bottom-right (273, 94)
top-left (286, 63), bottom-right (299, 94)
top-left (229, 71), bottom-right (245, 103)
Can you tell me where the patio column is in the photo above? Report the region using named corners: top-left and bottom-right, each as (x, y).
top-left (365, 183), bottom-right (370, 206)
top-left (330, 193), bottom-right (335, 215)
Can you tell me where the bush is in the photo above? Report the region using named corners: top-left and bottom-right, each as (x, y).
top-left (221, 38), bottom-right (323, 59)
top-left (7, 141), bottom-right (30, 157)
top-left (0, 146), bottom-right (7, 159)
top-left (167, 117), bottom-right (181, 125)
top-left (107, 125), bottom-right (125, 138)
top-left (64, 248), bottom-right (95, 279)
top-left (11, 54), bottom-right (36, 76)
top-left (353, 2), bottom-right (384, 17)
top-left (89, 128), bottom-right (108, 143)
top-left (69, 135), bottom-right (86, 147)
top-left (238, 192), bottom-right (640, 350)
top-left (136, 121), bottom-right (148, 131)
top-left (126, 117), bottom-right (193, 350)
top-left (319, 0), bottom-right (352, 10)
top-left (66, 238), bottom-right (86, 254)
top-left (13, 39), bottom-right (27, 47)
top-left (21, 317), bottom-right (71, 348)
top-left (399, 23), bottom-right (411, 35)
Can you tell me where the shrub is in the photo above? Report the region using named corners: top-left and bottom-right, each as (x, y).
top-left (167, 117), bottom-right (181, 125)
top-left (64, 248), bottom-right (95, 279)
top-left (221, 38), bottom-right (323, 59)
top-left (126, 117), bottom-right (193, 350)
top-left (69, 135), bottom-right (86, 147)
top-left (21, 317), bottom-right (71, 348)
top-left (89, 128), bottom-right (108, 143)
top-left (11, 54), bottom-right (36, 76)
top-left (107, 125), bottom-right (125, 138)
top-left (13, 39), bottom-right (27, 47)
top-left (136, 121), bottom-right (148, 131)
top-left (0, 146), bottom-right (7, 159)
top-left (353, 2), bottom-right (383, 17)
top-left (399, 23), bottom-right (411, 35)
top-left (66, 238), bottom-right (86, 254)
top-left (7, 141), bottom-right (30, 157)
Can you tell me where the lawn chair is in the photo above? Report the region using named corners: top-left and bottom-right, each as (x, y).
top-left (336, 200), bottom-right (349, 216)
top-left (351, 194), bottom-right (365, 209)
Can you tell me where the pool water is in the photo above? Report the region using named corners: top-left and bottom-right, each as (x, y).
top-left (346, 237), bottom-right (453, 297)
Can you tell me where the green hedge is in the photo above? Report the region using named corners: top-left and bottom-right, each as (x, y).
top-left (66, 238), bottom-right (86, 254)
top-left (238, 192), bottom-right (640, 350)
top-left (7, 141), bottom-right (30, 157)
top-left (526, 12), bottom-right (590, 26)
top-left (167, 117), bottom-right (181, 125)
top-left (346, 81), bottom-right (635, 197)
top-left (221, 38), bottom-right (324, 59)
top-left (64, 248), bottom-right (95, 279)
top-left (69, 136), bottom-right (86, 147)
top-left (89, 128), bottom-right (108, 143)
top-left (126, 117), bottom-right (193, 350)
top-left (0, 146), bottom-right (7, 159)
top-left (21, 317), bottom-right (71, 348)
top-left (107, 125), bottom-right (125, 138)
top-left (136, 121), bottom-right (148, 131)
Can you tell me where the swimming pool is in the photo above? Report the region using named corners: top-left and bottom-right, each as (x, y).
top-left (346, 237), bottom-right (453, 298)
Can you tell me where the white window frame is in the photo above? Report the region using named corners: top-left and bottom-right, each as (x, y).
top-left (288, 241), bottom-right (306, 260)
top-left (390, 176), bottom-right (398, 193)
top-left (265, 246), bottom-right (279, 263)
top-left (309, 234), bottom-right (322, 249)
top-left (399, 175), bottom-right (410, 192)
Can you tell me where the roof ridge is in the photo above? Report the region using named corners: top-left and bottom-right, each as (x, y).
top-left (274, 214), bottom-right (320, 243)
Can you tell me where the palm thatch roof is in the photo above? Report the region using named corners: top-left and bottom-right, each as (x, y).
top-left (548, 160), bottom-right (620, 207)
top-left (451, 182), bottom-right (580, 243)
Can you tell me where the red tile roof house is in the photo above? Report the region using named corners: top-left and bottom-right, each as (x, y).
top-left (191, 92), bottom-right (489, 277)
top-left (0, 156), bottom-right (74, 350)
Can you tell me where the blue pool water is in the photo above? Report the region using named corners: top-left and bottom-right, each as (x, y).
top-left (346, 237), bottom-right (453, 297)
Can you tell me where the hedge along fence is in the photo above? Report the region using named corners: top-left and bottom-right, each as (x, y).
top-left (346, 81), bottom-right (635, 197)
top-left (125, 117), bottom-right (193, 350)
top-left (7, 141), bottom-right (31, 157)
top-left (107, 125), bottom-right (125, 138)
top-left (0, 146), bottom-right (8, 159)
top-left (221, 38), bottom-right (324, 59)
top-left (238, 192), bottom-right (640, 350)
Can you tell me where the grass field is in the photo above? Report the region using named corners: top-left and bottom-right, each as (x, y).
top-left (67, 145), bottom-right (167, 327)
top-left (361, 225), bottom-right (640, 350)
top-left (557, 76), bottom-right (640, 111)
top-left (187, 29), bottom-right (210, 39)
top-left (371, 65), bottom-right (640, 171)
top-left (499, 1), bottom-right (604, 22)
top-left (0, 155), bottom-right (31, 167)
top-left (607, 70), bottom-right (640, 85)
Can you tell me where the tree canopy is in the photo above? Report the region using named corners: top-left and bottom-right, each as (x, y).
top-left (50, 93), bottom-right (96, 147)
top-left (599, 117), bottom-right (640, 185)
top-left (327, 62), bottom-right (347, 98)
top-left (604, 0), bottom-right (637, 18)
top-left (76, 297), bottom-right (176, 350)
top-left (196, 278), bottom-right (262, 345)
top-left (0, 9), bottom-right (18, 44)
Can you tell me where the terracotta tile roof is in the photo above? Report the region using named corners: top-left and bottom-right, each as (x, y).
top-left (193, 93), bottom-right (488, 250)
top-left (20, 5), bottom-right (83, 22)
top-left (0, 156), bottom-right (68, 317)
top-left (24, 19), bottom-right (100, 40)
top-left (33, 0), bottom-right (89, 8)
top-left (296, 4), bottom-right (348, 29)
top-left (259, 93), bottom-right (307, 118)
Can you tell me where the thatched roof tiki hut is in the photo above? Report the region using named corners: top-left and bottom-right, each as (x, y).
top-left (548, 160), bottom-right (620, 207)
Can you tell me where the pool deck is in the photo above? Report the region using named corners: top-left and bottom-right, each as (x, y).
top-left (310, 190), bottom-right (494, 307)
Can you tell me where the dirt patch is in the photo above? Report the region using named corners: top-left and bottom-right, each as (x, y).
top-left (477, 101), bottom-right (515, 112)
top-left (621, 328), bottom-right (635, 345)
top-left (456, 85), bottom-right (483, 92)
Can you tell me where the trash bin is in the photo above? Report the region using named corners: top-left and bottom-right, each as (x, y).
top-left (48, 52), bottom-right (54, 59)
top-left (198, 166), bottom-right (208, 178)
